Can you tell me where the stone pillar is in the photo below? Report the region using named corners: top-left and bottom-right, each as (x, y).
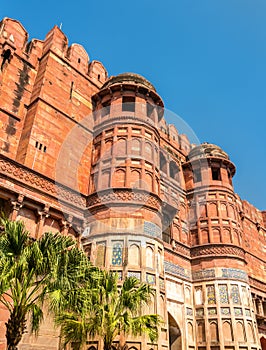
top-left (9, 194), bottom-right (24, 220)
top-left (60, 215), bottom-right (73, 236)
top-left (36, 205), bottom-right (50, 239)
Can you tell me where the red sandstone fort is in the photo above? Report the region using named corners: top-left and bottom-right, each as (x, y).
top-left (0, 17), bottom-right (265, 350)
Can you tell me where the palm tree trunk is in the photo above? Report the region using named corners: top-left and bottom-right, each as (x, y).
top-left (5, 307), bottom-right (27, 350)
top-left (103, 335), bottom-right (114, 350)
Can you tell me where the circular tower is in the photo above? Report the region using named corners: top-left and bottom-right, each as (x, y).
top-left (183, 143), bottom-right (259, 349)
top-left (83, 73), bottom-right (169, 349)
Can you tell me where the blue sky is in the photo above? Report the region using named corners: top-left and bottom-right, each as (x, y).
top-left (1, 0), bottom-right (266, 210)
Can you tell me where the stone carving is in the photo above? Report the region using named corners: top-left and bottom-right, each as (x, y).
top-left (0, 156), bottom-right (86, 207)
top-left (191, 244), bottom-right (245, 259)
top-left (249, 276), bottom-right (266, 291)
top-left (193, 269), bottom-right (215, 281)
top-left (87, 189), bottom-right (161, 210)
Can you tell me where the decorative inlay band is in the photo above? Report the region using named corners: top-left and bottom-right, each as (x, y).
top-left (191, 244), bottom-right (245, 260)
top-left (164, 261), bottom-right (191, 280)
top-left (192, 269), bottom-right (216, 281)
top-left (192, 268), bottom-right (248, 282)
top-left (0, 155), bottom-right (86, 207)
top-left (249, 276), bottom-right (266, 292)
top-left (87, 189), bottom-right (161, 210)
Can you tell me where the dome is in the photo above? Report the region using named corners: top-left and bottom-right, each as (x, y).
top-left (101, 72), bottom-right (156, 92)
top-left (188, 142), bottom-right (230, 161)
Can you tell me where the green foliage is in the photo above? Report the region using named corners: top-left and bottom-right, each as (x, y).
top-left (0, 217), bottom-right (93, 350)
top-left (57, 271), bottom-right (162, 350)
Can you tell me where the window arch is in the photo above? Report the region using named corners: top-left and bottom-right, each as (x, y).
top-left (187, 322), bottom-right (194, 342)
top-left (144, 172), bottom-right (153, 192)
top-left (128, 244), bottom-right (140, 266)
top-left (116, 138), bottom-right (127, 156)
top-left (236, 321), bottom-right (246, 341)
top-left (197, 321), bottom-right (205, 342)
top-left (130, 170), bottom-right (141, 188)
top-left (104, 139), bottom-right (113, 157)
top-left (112, 169), bottom-right (126, 187)
top-left (210, 322), bottom-right (219, 342)
top-left (145, 141), bottom-right (153, 160)
top-left (223, 321), bottom-right (233, 341)
top-left (146, 246), bottom-right (154, 269)
top-left (132, 138), bottom-right (141, 156)
top-left (101, 171), bottom-right (110, 189)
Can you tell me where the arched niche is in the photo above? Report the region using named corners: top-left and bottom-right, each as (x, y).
top-left (145, 141), bottom-right (153, 160)
top-left (115, 138), bottom-right (127, 156)
top-left (236, 321), bottom-right (246, 342)
top-left (168, 312), bottom-right (182, 350)
top-left (210, 321), bottom-right (219, 342)
top-left (130, 170), bottom-right (141, 188)
top-left (128, 244), bottom-right (140, 266)
top-left (146, 246), bottom-right (154, 269)
top-left (223, 321), bottom-right (233, 341)
top-left (132, 138), bottom-right (141, 156)
top-left (112, 169), bottom-right (126, 187)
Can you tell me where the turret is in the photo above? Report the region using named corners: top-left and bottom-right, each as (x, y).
top-left (84, 73), bottom-right (169, 349)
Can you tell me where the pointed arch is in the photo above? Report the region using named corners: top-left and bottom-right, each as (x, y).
top-left (168, 312), bottom-right (182, 350)
top-left (146, 246), bottom-right (154, 269)
top-left (128, 244), bottom-right (140, 266)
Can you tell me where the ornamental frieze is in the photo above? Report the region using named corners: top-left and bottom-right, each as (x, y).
top-left (87, 189), bottom-right (161, 210)
top-left (191, 244), bottom-right (245, 260)
top-left (0, 156), bottom-right (86, 207)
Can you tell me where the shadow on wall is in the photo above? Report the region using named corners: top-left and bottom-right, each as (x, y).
top-left (168, 312), bottom-right (182, 350)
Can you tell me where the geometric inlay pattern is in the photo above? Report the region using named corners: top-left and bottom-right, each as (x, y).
top-left (112, 242), bottom-right (123, 266)
top-left (207, 285), bottom-right (216, 304)
top-left (219, 284), bottom-right (229, 304)
top-left (230, 285), bottom-right (240, 304)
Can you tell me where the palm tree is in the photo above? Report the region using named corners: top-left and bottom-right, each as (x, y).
top-left (57, 271), bottom-right (162, 350)
top-left (0, 217), bottom-right (92, 350)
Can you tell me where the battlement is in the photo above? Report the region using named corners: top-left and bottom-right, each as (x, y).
top-left (0, 17), bottom-right (107, 84)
